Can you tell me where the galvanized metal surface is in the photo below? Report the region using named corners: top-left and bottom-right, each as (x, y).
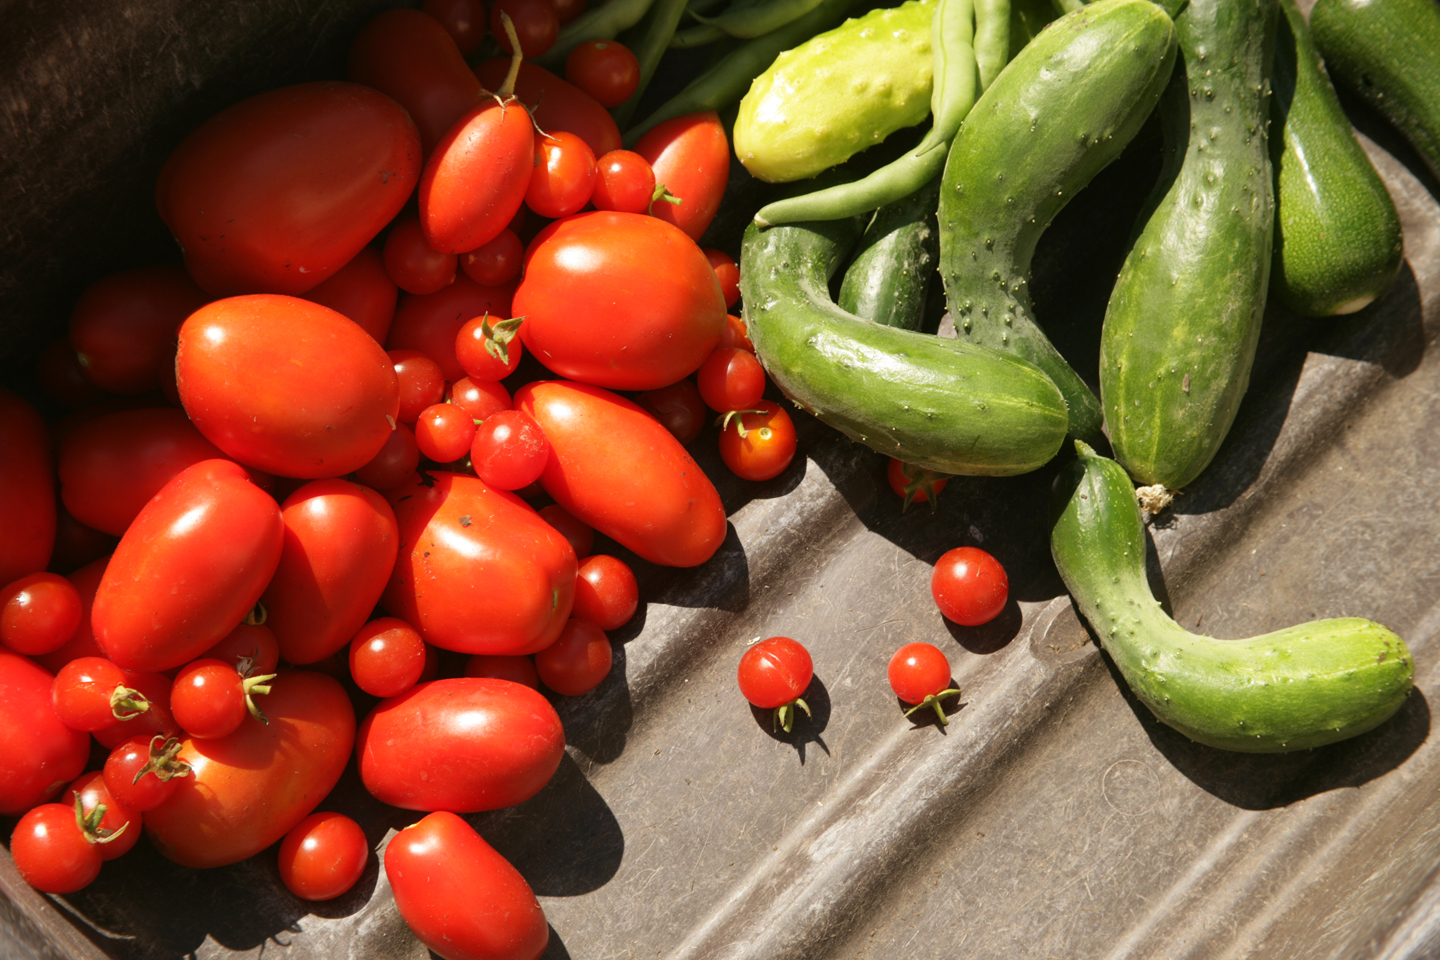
top-left (3, 1), bottom-right (1439, 959)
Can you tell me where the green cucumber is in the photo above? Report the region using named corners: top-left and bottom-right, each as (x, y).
top-left (836, 175), bottom-right (941, 331)
top-left (937, 0), bottom-right (1178, 443)
top-left (732, 0), bottom-right (937, 183)
top-left (1051, 442), bottom-right (1414, 752)
top-left (1270, 0), bottom-right (1403, 317)
top-left (740, 218), bottom-right (1070, 476)
top-left (1100, 0), bottom-right (1277, 491)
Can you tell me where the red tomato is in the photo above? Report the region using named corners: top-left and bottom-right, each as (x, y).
top-left (451, 377), bottom-right (513, 421)
top-left (35, 556), bottom-right (107, 675)
top-left (517, 381), bottom-right (727, 567)
top-left (553, 0), bottom-right (586, 22)
top-left (382, 472), bottom-right (577, 655)
top-left (572, 554), bottom-right (638, 630)
top-left (92, 459), bottom-right (284, 672)
top-left (1, 572), bottom-right (82, 656)
top-left (103, 734), bottom-right (189, 813)
top-left (64, 770), bottom-right (141, 860)
top-left (696, 346), bottom-right (766, 412)
top-left (278, 811), bottom-right (370, 901)
top-left (460, 230), bottom-right (525, 287)
top-left (349, 617), bottom-right (429, 698)
top-left (470, 409), bottom-right (551, 491)
top-left (718, 400), bottom-right (797, 481)
top-left (9, 802), bottom-right (102, 894)
top-left (536, 618), bottom-right (612, 695)
top-left (301, 245), bottom-right (399, 345)
top-left (931, 547), bottom-right (1009, 626)
top-left (704, 249), bottom-right (741, 309)
top-left (525, 131), bottom-right (597, 220)
top-left (464, 654), bottom-right (542, 689)
top-left (0, 387), bottom-right (55, 584)
top-left (385, 810), bottom-right (549, 960)
top-left (177, 295), bottom-right (401, 478)
top-left (515, 211), bottom-right (726, 390)
top-left (49, 506), bottom-right (118, 575)
top-left (390, 349), bottom-right (449, 424)
top-left (0, 649), bottom-right (91, 816)
top-left (171, 658), bottom-right (255, 740)
top-left (565, 40), bottom-right (640, 108)
top-left (591, 149), bottom-right (656, 214)
top-left (637, 379), bottom-right (708, 445)
top-left (262, 479), bottom-right (400, 666)
top-left (737, 636), bottom-right (813, 732)
top-left (357, 677), bottom-right (564, 812)
top-left (203, 621), bottom-right (282, 676)
top-left (355, 422), bottom-right (421, 492)
top-left (475, 59), bottom-right (621, 159)
top-left (58, 406), bottom-right (228, 536)
top-left (420, 96), bottom-right (536, 255)
top-left (157, 82), bottom-right (420, 296)
top-left (92, 668), bottom-right (181, 751)
top-left (422, 0), bottom-right (488, 55)
top-left (68, 265), bottom-right (208, 394)
top-left (887, 642), bottom-right (961, 724)
top-left (37, 338), bottom-right (109, 411)
top-left (144, 670), bottom-right (355, 869)
top-left (347, 7), bottom-right (481, 157)
top-left (537, 504), bottom-right (594, 559)
top-left (887, 458), bottom-right (950, 510)
top-left (388, 274), bottom-right (516, 382)
top-left (415, 403), bottom-right (479, 463)
top-left (384, 217), bottom-right (459, 296)
top-left (457, 314), bottom-right (524, 381)
top-left (52, 656), bottom-right (143, 733)
top-left (492, 0), bottom-right (559, 56)
top-left (634, 111), bottom-right (730, 241)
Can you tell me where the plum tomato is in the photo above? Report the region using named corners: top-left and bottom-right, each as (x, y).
top-left (278, 811), bottom-right (370, 902)
top-left (718, 314), bottom-right (753, 353)
top-left (1, 572), bottom-right (82, 656)
top-left (887, 458), bottom-right (950, 512)
top-left (637, 378), bottom-right (707, 445)
top-left (355, 421), bottom-right (420, 492)
top-left (535, 618), bottom-right (612, 696)
top-left (718, 400), bottom-right (797, 482)
top-left (349, 618), bottom-right (429, 699)
top-left (887, 642), bottom-right (962, 725)
top-left (591, 149), bottom-right (656, 214)
top-left (470, 409), bottom-right (551, 491)
top-left (737, 636), bottom-right (813, 733)
top-left (537, 504), bottom-right (594, 559)
top-left (9, 802), bottom-right (102, 894)
top-left (565, 40), bottom-right (640, 108)
top-left (474, 59), bottom-right (621, 160)
top-left (525, 131), bottom-right (597, 220)
top-left (464, 654), bottom-right (542, 690)
top-left (931, 547), bottom-right (1009, 627)
top-left (633, 111), bottom-right (730, 241)
top-left (0, 649), bottom-right (91, 816)
top-left (301, 245), bottom-right (399, 345)
top-left (572, 554), bottom-right (638, 631)
top-left (67, 265), bottom-right (208, 395)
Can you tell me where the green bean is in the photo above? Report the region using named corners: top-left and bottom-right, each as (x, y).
top-left (752, 0), bottom-right (978, 226)
top-left (623, 0), bottom-right (856, 145)
top-left (973, 0), bottom-right (1011, 89)
top-left (1049, 0), bottom-right (1084, 14)
top-left (610, 0), bottom-right (691, 128)
top-left (690, 0), bottom-right (828, 38)
top-left (687, 0), bottom-right (730, 15)
top-left (671, 22), bottom-right (730, 45)
top-left (537, 0), bottom-right (658, 70)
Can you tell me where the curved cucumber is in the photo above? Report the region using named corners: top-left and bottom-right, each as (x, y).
top-left (1270, 0), bottom-right (1403, 317)
top-left (1050, 442), bottom-right (1414, 752)
top-left (1101, 0), bottom-right (1277, 491)
top-left (938, 0), bottom-right (1178, 443)
top-left (836, 175), bottom-right (941, 331)
top-left (741, 218), bottom-right (1069, 476)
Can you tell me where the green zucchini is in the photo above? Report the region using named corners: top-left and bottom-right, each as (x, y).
top-left (740, 218), bottom-right (1070, 476)
top-left (1051, 441), bottom-right (1414, 752)
top-left (1310, 0), bottom-right (1440, 181)
top-left (937, 0), bottom-right (1178, 443)
top-left (1270, 0), bottom-right (1403, 317)
top-left (1100, 0), bottom-right (1277, 491)
top-left (836, 175), bottom-right (941, 331)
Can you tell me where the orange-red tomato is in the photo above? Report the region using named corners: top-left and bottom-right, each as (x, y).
top-left (634, 111), bottom-right (730, 241)
top-left (474, 59), bottom-right (621, 159)
top-left (300, 245), bottom-right (399, 345)
top-left (388, 274), bottom-right (516, 382)
top-left (718, 400), bottom-right (798, 482)
top-left (0, 649), bottom-right (90, 816)
top-left (67, 265), bottom-right (208, 394)
top-left (420, 96), bottom-right (536, 255)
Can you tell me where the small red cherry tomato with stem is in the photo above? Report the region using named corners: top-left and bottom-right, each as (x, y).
top-left (471, 409), bottom-right (550, 491)
top-left (887, 458), bottom-right (951, 512)
top-left (572, 554), bottom-right (638, 630)
top-left (64, 770), bottom-right (140, 860)
top-left (887, 642), bottom-right (962, 725)
top-left (202, 618), bottom-right (281, 677)
top-left (737, 636), bottom-right (813, 732)
top-left (565, 40), bottom-right (640, 108)
top-left (697, 346), bottom-right (766, 413)
top-left (415, 403), bottom-right (479, 463)
top-left (171, 657), bottom-right (276, 739)
top-left (278, 811), bottom-right (370, 901)
top-left (384, 217), bottom-right (457, 296)
top-left (703, 249), bottom-right (740, 309)
top-left (92, 667), bottom-right (180, 750)
top-left (9, 801), bottom-right (104, 894)
top-left (535, 618), bottom-right (612, 696)
top-left (52, 656), bottom-right (150, 732)
top-left (456, 314), bottom-right (524, 382)
top-left (349, 618), bottom-right (429, 699)
top-left (464, 653), bottom-right (542, 690)
top-left (718, 400), bottom-right (797, 482)
top-left (103, 734), bottom-right (191, 812)
top-left (460, 230), bottom-right (524, 287)
top-left (931, 547), bottom-right (1009, 627)
top-left (2, 572), bottom-right (82, 656)
top-left (591, 150), bottom-right (656, 214)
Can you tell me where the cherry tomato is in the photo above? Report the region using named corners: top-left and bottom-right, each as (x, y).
top-left (172, 658), bottom-right (265, 740)
top-left (0, 388), bottom-right (55, 585)
top-left (456, 313), bottom-right (524, 381)
top-left (385, 810), bottom-right (549, 960)
top-left (526, 131), bottom-right (597, 219)
top-left (637, 378), bottom-right (708, 445)
top-left (92, 459), bottom-right (283, 671)
top-left (384, 217), bottom-right (458, 296)
top-left (737, 637), bottom-right (813, 732)
top-left (887, 642), bottom-right (962, 725)
top-left (416, 403), bottom-right (479, 463)
top-left (450, 377), bottom-right (513, 421)
top-left (389, 274), bottom-right (516, 382)
top-left (535, 618), bottom-right (612, 696)
top-left (358, 677), bottom-right (564, 812)
top-left (0, 649), bottom-right (91, 816)
top-left (92, 667), bottom-right (181, 751)
top-left (52, 656), bottom-right (148, 733)
top-left (420, 94), bottom-right (536, 256)
top-left (475, 59), bottom-right (621, 159)
top-left (389, 349), bottom-right (449, 424)
top-left (68, 265), bottom-right (208, 394)
top-left (103, 734), bottom-right (190, 813)
top-left (177, 295), bottom-right (401, 478)
top-left (931, 547), bottom-right (1009, 626)
top-left (460, 230), bottom-right (525, 287)
top-left (565, 40), bottom-right (640, 108)
top-left (349, 618), bottom-right (429, 698)
top-left (355, 422), bottom-right (421, 492)
top-left (10, 802), bottom-right (102, 894)
top-left (1, 572), bottom-right (82, 656)
top-left (64, 770), bottom-right (141, 860)
top-left (301, 245), bottom-right (398, 346)
top-left (704, 249), bottom-right (740, 309)
top-left (32, 558), bottom-right (106, 675)
top-left (422, 0), bottom-right (487, 55)
top-left (144, 670), bottom-right (356, 869)
top-left (572, 555), bottom-right (638, 630)
top-left (591, 149), bottom-right (656, 214)
top-left (697, 346), bottom-right (766, 412)
top-left (553, 0), bottom-right (586, 22)
top-left (718, 400), bottom-right (797, 482)
top-left (471, 409), bottom-right (551, 491)
top-left (464, 654), bottom-right (542, 690)
top-left (517, 381), bottom-right (727, 567)
top-left (493, 0), bottom-right (560, 56)
top-left (278, 811), bottom-right (370, 901)
top-left (633, 111), bottom-right (730, 241)
top-left (347, 7), bottom-right (481, 156)
top-left (887, 458), bottom-right (950, 511)
top-left (157, 81), bottom-right (420, 296)
top-left (515, 211), bottom-right (726, 390)
top-left (382, 472), bottom-right (577, 655)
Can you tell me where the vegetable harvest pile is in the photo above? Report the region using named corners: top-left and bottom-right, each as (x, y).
top-left (1, 0), bottom-right (1437, 953)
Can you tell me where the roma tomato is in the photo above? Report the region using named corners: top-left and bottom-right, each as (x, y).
top-left (301, 245), bottom-right (399, 345)
top-left (718, 400), bottom-right (797, 482)
top-left (537, 504), bottom-right (593, 559)
top-left (67, 265), bottom-right (208, 395)
top-left (633, 111), bottom-right (730, 241)
top-left (0, 649), bottom-right (90, 816)
top-left (357, 677), bottom-right (564, 812)
top-left (92, 459), bottom-right (283, 672)
top-left (420, 94), bottom-right (536, 255)
top-left (144, 670), bottom-right (356, 869)
top-left (262, 479), bottom-right (400, 666)
top-left (354, 422), bottom-right (420, 492)
top-left (278, 811), bottom-right (369, 902)
top-left (704, 249), bottom-right (740, 309)
top-left (382, 472), bottom-right (577, 655)
top-left (475, 59), bottom-right (621, 159)
top-left (464, 654), bottom-right (541, 689)
top-left (515, 211), bottom-right (725, 390)
top-left (737, 636), bottom-right (813, 732)
top-left (385, 810), bottom-right (549, 960)
top-left (931, 547), bottom-right (1009, 627)
top-left (157, 81), bottom-right (420, 296)
top-left (516, 381), bottom-right (727, 567)
top-left (0, 387), bottom-right (55, 585)
top-left (177, 295), bottom-right (400, 478)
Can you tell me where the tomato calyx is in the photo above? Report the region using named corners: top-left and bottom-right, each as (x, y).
top-left (772, 696), bottom-right (812, 734)
top-left (238, 664), bottom-right (279, 725)
top-left (649, 183), bottom-right (682, 215)
top-left (109, 684), bottom-right (151, 721)
top-left (73, 793), bottom-right (130, 847)
top-left (478, 313), bottom-right (525, 364)
top-left (717, 407), bottom-right (770, 438)
top-left (901, 686), bottom-right (963, 726)
top-left (897, 462), bottom-right (951, 514)
top-left (132, 735), bottom-right (192, 785)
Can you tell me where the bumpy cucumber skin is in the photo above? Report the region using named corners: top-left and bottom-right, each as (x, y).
top-left (1270, 0), bottom-right (1402, 317)
top-left (741, 219), bottom-right (1069, 476)
top-left (837, 176), bottom-right (941, 331)
top-left (733, 0), bottom-right (937, 183)
top-left (938, 0), bottom-right (1177, 444)
top-left (1101, 0), bottom-right (1277, 491)
top-left (1310, 0), bottom-right (1440, 181)
top-left (1050, 443), bottom-right (1414, 753)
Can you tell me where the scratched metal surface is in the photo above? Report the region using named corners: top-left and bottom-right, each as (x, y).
top-left (3, 1), bottom-right (1440, 958)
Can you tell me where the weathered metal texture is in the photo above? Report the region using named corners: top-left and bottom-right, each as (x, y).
top-left (3, 1), bottom-right (1440, 959)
